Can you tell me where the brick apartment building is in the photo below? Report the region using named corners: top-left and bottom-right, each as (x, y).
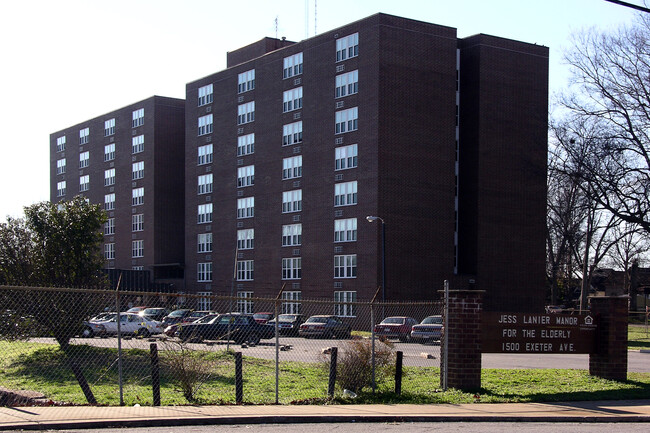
top-left (50, 13), bottom-right (548, 314)
top-left (50, 96), bottom-right (186, 291)
top-left (184, 13), bottom-right (548, 313)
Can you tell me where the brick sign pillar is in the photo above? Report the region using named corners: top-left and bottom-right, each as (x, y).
top-left (589, 296), bottom-right (628, 381)
top-left (442, 290), bottom-right (484, 391)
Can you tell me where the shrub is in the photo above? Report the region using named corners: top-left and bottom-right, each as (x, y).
top-left (323, 339), bottom-right (395, 394)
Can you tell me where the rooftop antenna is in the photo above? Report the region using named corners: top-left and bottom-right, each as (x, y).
top-left (314, 0), bottom-right (317, 35)
top-left (275, 16), bottom-right (278, 40)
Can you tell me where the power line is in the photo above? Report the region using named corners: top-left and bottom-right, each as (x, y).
top-left (605, 0), bottom-right (650, 13)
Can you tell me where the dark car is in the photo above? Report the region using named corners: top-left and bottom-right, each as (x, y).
top-left (374, 316), bottom-right (418, 342)
top-left (161, 309), bottom-right (194, 327)
top-left (410, 315), bottom-right (443, 343)
top-left (267, 314), bottom-right (305, 336)
top-left (177, 313), bottom-right (274, 344)
top-left (299, 315), bottom-right (351, 339)
top-left (140, 307), bottom-right (170, 322)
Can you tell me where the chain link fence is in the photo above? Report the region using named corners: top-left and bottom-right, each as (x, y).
top-left (0, 285), bottom-right (443, 406)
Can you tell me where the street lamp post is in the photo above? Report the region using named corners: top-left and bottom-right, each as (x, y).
top-left (366, 216), bottom-right (386, 306)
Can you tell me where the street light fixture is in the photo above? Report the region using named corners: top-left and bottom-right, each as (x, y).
top-left (366, 215), bottom-right (386, 306)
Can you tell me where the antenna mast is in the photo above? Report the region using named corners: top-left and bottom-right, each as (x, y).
top-left (314, 0), bottom-right (317, 35)
top-left (275, 16), bottom-right (278, 39)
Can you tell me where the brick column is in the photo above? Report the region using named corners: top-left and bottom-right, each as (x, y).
top-left (589, 296), bottom-right (628, 381)
top-left (441, 290), bottom-right (483, 391)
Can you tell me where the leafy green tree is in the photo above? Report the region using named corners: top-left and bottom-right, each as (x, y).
top-left (0, 196), bottom-right (109, 403)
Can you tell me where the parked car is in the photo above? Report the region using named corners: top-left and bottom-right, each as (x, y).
top-left (253, 312), bottom-right (274, 324)
top-left (299, 315), bottom-right (351, 339)
top-left (374, 316), bottom-right (418, 342)
top-left (161, 309), bottom-right (193, 327)
top-left (177, 313), bottom-right (274, 344)
top-left (126, 306), bottom-right (149, 314)
top-left (94, 312), bottom-right (164, 337)
top-left (163, 311), bottom-right (216, 337)
top-left (266, 314), bottom-right (305, 336)
top-left (410, 315), bottom-right (443, 343)
top-left (79, 321), bottom-right (107, 338)
top-left (140, 307), bottom-right (170, 322)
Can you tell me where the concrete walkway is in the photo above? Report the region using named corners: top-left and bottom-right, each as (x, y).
top-left (1, 400), bottom-right (650, 430)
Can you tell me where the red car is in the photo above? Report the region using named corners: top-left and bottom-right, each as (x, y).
top-left (253, 312), bottom-right (273, 324)
top-left (374, 316), bottom-right (418, 342)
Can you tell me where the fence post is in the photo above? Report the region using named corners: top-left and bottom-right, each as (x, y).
top-left (235, 351), bottom-right (243, 404)
top-left (150, 343), bottom-right (160, 406)
top-left (371, 303), bottom-right (376, 392)
top-left (441, 280), bottom-right (448, 391)
top-left (328, 347), bottom-right (338, 397)
top-left (274, 298), bottom-right (280, 404)
top-left (395, 350), bottom-right (403, 395)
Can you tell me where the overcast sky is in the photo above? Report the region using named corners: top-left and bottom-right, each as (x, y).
top-left (0, 0), bottom-right (641, 221)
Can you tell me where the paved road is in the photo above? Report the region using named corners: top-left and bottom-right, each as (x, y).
top-left (30, 336), bottom-right (650, 371)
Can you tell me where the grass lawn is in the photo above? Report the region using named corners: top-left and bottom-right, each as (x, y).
top-left (629, 324), bottom-right (650, 351)
top-left (2, 340), bottom-right (650, 406)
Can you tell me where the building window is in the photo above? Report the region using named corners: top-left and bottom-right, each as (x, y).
top-left (335, 107), bottom-right (358, 134)
top-left (335, 144), bottom-right (358, 170)
top-left (281, 291), bottom-right (302, 314)
top-left (334, 291), bottom-right (357, 317)
top-left (132, 108), bottom-right (144, 128)
top-left (132, 240), bottom-right (144, 258)
top-left (56, 136), bottom-right (66, 152)
top-left (57, 181), bottom-right (66, 197)
top-left (282, 224), bottom-right (302, 246)
top-left (198, 83), bottom-right (213, 106)
top-left (282, 156), bottom-right (302, 180)
top-left (282, 257), bottom-right (301, 280)
top-left (197, 262), bottom-right (212, 282)
top-left (237, 165), bottom-right (255, 188)
top-left (198, 203), bottom-right (213, 224)
top-left (79, 151), bottom-right (89, 169)
top-left (198, 144), bottom-right (213, 165)
top-left (56, 158), bottom-right (66, 175)
top-left (197, 292), bottom-right (212, 311)
top-left (132, 213), bottom-right (144, 232)
top-left (282, 189), bottom-right (302, 213)
top-left (132, 187), bottom-right (144, 206)
top-left (237, 133), bottom-right (255, 156)
top-left (132, 135), bottom-right (144, 154)
top-left (104, 218), bottom-right (115, 235)
top-left (336, 32), bottom-right (359, 62)
top-left (237, 197), bottom-right (254, 219)
top-left (198, 173), bottom-right (213, 194)
top-left (237, 69), bottom-right (255, 93)
top-left (334, 254), bottom-right (357, 278)
top-left (334, 218), bottom-right (357, 242)
top-left (283, 87), bottom-right (303, 113)
top-left (198, 114), bottom-right (213, 136)
top-left (105, 193), bottom-right (115, 210)
top-left (104, 143), bottom-right (115, 161)
top-left (237, 101), bottom-right (255, 125)
top-left (283, 52), bottom-right (303, 79)
top-left (79, 127), bottom-right (89, 145)
top-left (132, 161), bottom-right (144, 180)
top-left (104, 119), bottom-right (115, 137)
top-left (198, 233), bottom-right (213, 253)
top-left (334, 181), bottom-right (357, 206)
top-left (237, 228), bottom-right (254, 250)
top-left (282, 121), bottom-right (303, 146)
top-left (237, 291), bottom-right (253, 314)
top-left (335, 70), bottom-right (359, 98)
top-left (104, 168), bottom-right (115, 186)
top-left (104, 243), bottom-right (115, 260)
top-left (237, 260), bottom-right (254, 281)
top-left (79, 175), bottom-right (89, 192)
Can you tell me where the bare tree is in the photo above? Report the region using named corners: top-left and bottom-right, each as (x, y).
top-left (560, 15), bottom-right (650, 234)
top-left (607, 221), bottom-right (650, 309)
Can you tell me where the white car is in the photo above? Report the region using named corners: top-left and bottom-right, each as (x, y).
top-left (95, 312), bottom-right (163, 337)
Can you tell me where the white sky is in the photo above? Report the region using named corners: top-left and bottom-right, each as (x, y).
top-left (0, 0), bottom-right (641, 221)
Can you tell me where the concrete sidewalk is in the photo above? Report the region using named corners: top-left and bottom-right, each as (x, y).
top-left (1, 400), bottom-right (650, 430)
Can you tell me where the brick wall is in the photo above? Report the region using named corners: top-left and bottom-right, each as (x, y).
top-left (442, 290), bottom-right (483, 390)
top-left (589, 296), bottom-right (628, 381)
